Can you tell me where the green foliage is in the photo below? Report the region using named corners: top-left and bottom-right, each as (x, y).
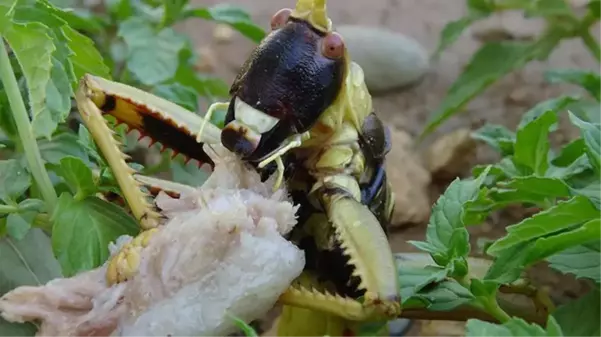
top-left (0, 0), bottom-right (265, 335)
top-left (552, 288), bottom-right (601, 336)
top-left (0, 228), bottom-right (62, 334)
top-left (409, 70), bottom-right (601, 333)
top-left (422, 0), bottom-right (600, 138)
top-left (465, 316), bottom-right (564, 336)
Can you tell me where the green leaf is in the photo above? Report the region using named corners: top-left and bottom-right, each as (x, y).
top-left (31, 56), bottom-right (73, 137)
top-left (77, 125), bottom-right (103, 165)
top-left (484, 242), bottom-right (530, 284)
top-left (547, 241), bottom-right (600, 283)
top-left (551, 139), bottom-right (586, 166)
top-left (183, 4), bottom-right (266, 43)
top-left (465, 316), bottom-right (562, 336)
top-left (6, 212), bottom-right (33, 241)
top-left (0, 228), bottom-right (62, 335)
top-left (38, 132), bottom-right (90, 165)
top-left (18, 198), bottom-right (45, 213)
top-left (170, 159), bottom-right (210, 186)
top-left (230, 315), bottom-right (259, 337)
top-left (546, 316), bottom-right (564, 337)
top-left (419, 279), bottom-right (475, 311)
top-left (524, 218), bottom-right (600, 264)
top-left (152, 83), bottom-right (199, 112)
top-left (421, 41), bottom-right (535, 137)
top-left (3, 22), bottom-right (56, 139)
top-left (487, 196), bottom-right (599, 255)
top-left (547, 138), bottom-right (592, 179)
top-left (397, 264), bottom-right (448, 304)
top-left (569, 180), bottom-right (600, 209)
top-left (524, 0), bottom-right (573, 18)
top-left (0, 159), bottom-right (31, 203)
top-left (61, 25), bottom-right (111, 88)
top-left (174, 64), bottom-right (229, 100)
top-left (397, 261), bottom-right (475, 310)
top-left (51, 193), bottom-right (139, 276)
top-left (513, 109), bottom-right (557, 176)
top-left (547, 155), bottom-right (592, 180)
top-left (52, 156), bottom-right (97, 199)
top-left (0, 318), bottom-right (37, 336)
top-left (38, 0), bottom-right (105, 35)
top-left (107, 0), bottom-right (133, 21)
top-left (517, 95), bottom-right (578, 130)
top-left (0, 228), bottom-right (62, 290)
top-left (588, 0), bottom-right (600, 19)
top-left (568, 111), bottom-right (600, 174)
top-left (471, 124), bottom-right (515, 156)
top-left (488, 188), bottom-right (548, 207)
top-left (565, 99), bottom-right (600, 124)
top-left (553, 288), bottom-right (600, 336)
top-left (118, 17), bottom-right (187, 86)
top-left (433, 13), bottom-right (486, 58)
top-left (357, 321), bottom-right (389, 337)
top-left (409, 166), bottom-right (491, 266)
top-left (469, 278), bottom-right (497, 300)
top-left (545, 69), bottom-right (600, 101)
top-left (162, 0), bottom-right (189, 27)
top-left (499, 176), bottom-right (570, 198)
top-left (467, 0), bottom-right (496, 13)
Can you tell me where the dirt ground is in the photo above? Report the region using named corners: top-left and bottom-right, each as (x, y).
top-left (176, 1), bottom-right (599, 335)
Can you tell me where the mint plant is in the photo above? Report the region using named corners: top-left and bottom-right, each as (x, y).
top-left (404, 70), bottom-right (600, 335)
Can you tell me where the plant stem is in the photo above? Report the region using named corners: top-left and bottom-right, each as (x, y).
top-left (0, 40), bottom-right (58, 212)
top-left (581, 30), bottom-right (601, 63)
top-left (0, 204), bottom-right (18, 213)
top-left (481, 297), bottom-right (512, 323)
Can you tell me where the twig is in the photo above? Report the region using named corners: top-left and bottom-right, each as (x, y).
top-left (400, 299), bottom-right (547, 325)
top-left (500, 283), bottom-right (556, 315)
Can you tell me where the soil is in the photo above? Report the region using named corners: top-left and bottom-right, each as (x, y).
top-left (175, 0), bottom-right (600, 335)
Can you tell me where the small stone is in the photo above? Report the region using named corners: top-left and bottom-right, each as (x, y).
top-left (470, 12), bottom-right (540, 42)
top-left (385, 128), bottom-right (431, 227)
top-left (506, 86), bottom-right (536, 106)
top-left (335, 25), bottom-right (429, 94)
top-left (424, 128), bottom-right (477, 180)
top-left (213, 24), bottom-right (234, 43)
top-left (195, 46), bottom-right (217, 73)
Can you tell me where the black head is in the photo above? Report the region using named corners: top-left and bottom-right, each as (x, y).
top-left (220, 8), bottom-right (347, 163)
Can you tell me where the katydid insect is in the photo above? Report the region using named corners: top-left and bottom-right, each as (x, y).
top-left (75, 0), bottom-right (401, 334)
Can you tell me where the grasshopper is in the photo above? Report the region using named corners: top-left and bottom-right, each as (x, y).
top-left (75, 0), bottom-right (401, 334)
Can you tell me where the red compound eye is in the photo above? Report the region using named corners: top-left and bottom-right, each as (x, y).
top-left (270, 8), bottom-right (292, 30)
top-left (321, 32), bottom-right (344, 59)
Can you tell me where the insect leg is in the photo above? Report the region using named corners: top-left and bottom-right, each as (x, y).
top-left (258, 131), bottom-right (311, 190)
top-left (196, 101), bottom-right (229, 143)
top-left (75, 77), bottom-right (161, 230)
